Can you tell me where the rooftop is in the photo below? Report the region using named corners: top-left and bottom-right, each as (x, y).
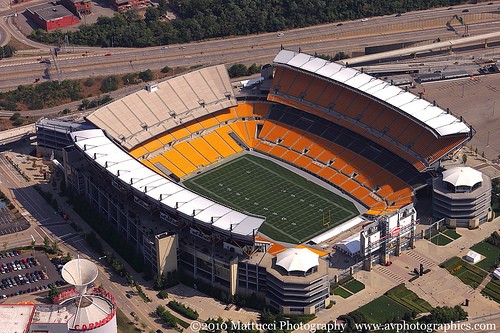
top-left (27, 4), bottom-right (75, 21)
top-left (0, 304), bottom-right (34, 333)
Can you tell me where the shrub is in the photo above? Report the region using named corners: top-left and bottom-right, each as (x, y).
top-left (228, 64), bottom-right (248, 78)
top-left (100, 76), bottom-right (118, 92)
top-left (139, 69), bottom-right (154, 82)
top-left (161, 66), bottom-right (172, 73)
top-left (157, 290), bottom-right (168, 299)
top-left (168, 300), bottom-right (199, 320)
top-left (83, 78), bottom-right (95, 87)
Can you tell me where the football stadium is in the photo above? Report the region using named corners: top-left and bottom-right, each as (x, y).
top-left (36, 50), bottom-right (475, 314)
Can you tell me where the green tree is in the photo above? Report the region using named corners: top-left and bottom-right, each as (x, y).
top-left (462, 153), bottom-right (467, 164)
top-left (52, 239), bottom-right (60, 254)
top-left (13, 118), bottom-right (24, 126)
top-left (83, 78), bottom-right (95, 87)
top-left (48, 283), bottom-right (60, 303)
top-left (145, 8), bottom-right (160, 23)
top-left (246, 63), bottom-right (261, 75)
top-left (43, 236), bottom-right (50, 248)
top-left (228, 64), bottom-right (248, 78)
top-left (161, 66), bottom-right (172, 73)
top-left (333, 51), bottom-right (350, 61)
top-left (139, 69), bottom-right (154, 82)
top-left (100, 76), bottom-right (118, 93)
top-left (9, 112), bottom-right (20, 121)
top-left (100, 75), bottom-right (118, 92)
top-left (0, 44), bottom-right (15, 59)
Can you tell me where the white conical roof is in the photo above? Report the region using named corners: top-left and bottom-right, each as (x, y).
top-left (442, 167), bottom-right (482, 187)
top-left (61, 258), bottom-right (98, 295)
top-left (276, 248), bottom-right (319, 272)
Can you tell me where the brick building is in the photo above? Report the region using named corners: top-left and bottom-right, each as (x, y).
top-left (26, 3), bottom-right (80, 31)
top-left (62, 0), bottom-right (92, 17)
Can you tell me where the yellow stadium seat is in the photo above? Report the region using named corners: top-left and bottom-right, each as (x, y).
top-left (174, 141), bottom-right (210, 168)
top-left (149, 155), bottom-right (185, 177)
top-left (235, 103), bottom-right (254, 118)
top-left (142, 139), bottom-right (163, 153)
top-left (162, 149), bottom-right (197, 175)
top-left (129, 146), bottom-right (149, 159)
top-left (203, 132), bottom-right (236, 157)
top-left (189, 137), bottom-right (221, 163)
top-left (215, 128), bottom-right (243, 153)
top-left (197, 114), bottom-right (220, 129)
top-left (169, 126), bottom-right (191, 141)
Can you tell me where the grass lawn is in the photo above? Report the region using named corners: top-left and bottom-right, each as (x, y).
top-left (184, 155), bottom-right (358, 243)
top-left (481, 279), bottom-right (500, 304)
top-left (424, 228), bottom-right (439, 240)
top-left (386, 284), bottom-right (433, 314)
top-left (116, 308), bottom-right (139, 333)
top-left (333, 286), bottom-right (352, 298)
top-left (470, 241), bottom-right (500, 272)
top-left (356, 295), bottom-right (412, 323)
top-left (343, 279), bottom-right (365, 294)
top-left (441, 257), bottom-right (488, 289)
top-left (442, 228), bottom-right (462, 240)
top-left (430, 234), bottom-right (453, 246)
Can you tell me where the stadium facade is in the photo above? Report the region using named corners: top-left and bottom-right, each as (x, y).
top-left (36, 50), bottom-right (479, 314)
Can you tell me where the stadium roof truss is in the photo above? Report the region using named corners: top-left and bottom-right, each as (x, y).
top-left (272, 50), bottom-right (472, 137)
top-left (70, 129), bottom-right (265, 240)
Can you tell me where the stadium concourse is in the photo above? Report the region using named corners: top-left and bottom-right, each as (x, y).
top-left (38, 50), bottom-right (473, 315)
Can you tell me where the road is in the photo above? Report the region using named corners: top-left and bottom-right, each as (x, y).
top-left (0, 2), bottom-right (499, 90)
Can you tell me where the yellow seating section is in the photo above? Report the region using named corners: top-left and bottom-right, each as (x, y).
top-left (131, 102), bottom-right (414, 214)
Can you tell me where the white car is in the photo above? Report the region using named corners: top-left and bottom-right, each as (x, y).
top-left (277, 32), bottom-right (284, 38)
top-left (361, 18), bottom-right (368, 22)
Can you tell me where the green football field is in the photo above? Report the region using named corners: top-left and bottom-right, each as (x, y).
top-left (183, 155), bottom-right (358, 244)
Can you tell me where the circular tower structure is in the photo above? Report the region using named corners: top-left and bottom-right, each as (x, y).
top-left (57, 258), bottom-right (117, 332)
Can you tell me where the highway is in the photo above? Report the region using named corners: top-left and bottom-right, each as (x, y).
top-left (0, 1), bottom-right (499, 90)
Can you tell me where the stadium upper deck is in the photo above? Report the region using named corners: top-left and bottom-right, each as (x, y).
top-left (86, 65), bottom-right (236, 150)
top-left (268, 50), bottom-right (473, 171)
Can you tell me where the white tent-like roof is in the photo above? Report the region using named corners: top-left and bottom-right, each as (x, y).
top-left (334, 232), bottom-right (361, 257)
top-left (272, 50), bottom-right (470, 136)
top-left (276, 248), bottom-right (319, 272)
top-left (70, 129), bottom-right (265, 240)
top-left (442, 167), bottom-right (483, 188)
top-left (493, 268), bottom-right (500, 280)
top-left (464, 250), bottom-right (481, 264)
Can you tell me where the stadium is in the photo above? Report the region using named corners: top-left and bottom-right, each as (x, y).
top-left (37, 50), bottom-right (474, 314)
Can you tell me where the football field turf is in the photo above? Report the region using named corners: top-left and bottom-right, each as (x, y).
top-left (184, 154), bottom-right (358, 244)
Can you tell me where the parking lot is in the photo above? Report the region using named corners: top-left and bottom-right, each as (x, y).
top-left (0, 205), bottom-right (30, 236)
top-left (0, 250), bottom-right (65, 300)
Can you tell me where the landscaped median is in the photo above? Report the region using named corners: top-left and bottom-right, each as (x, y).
top-left (481, 279), bottom-right (500, 303)
top-left (426, 227), bottom-right (462, 246)
top-left (470, 239), bottom-right (500, 272)
top-left (330, 276), bottom-right (365, 299)
top-left (353, 283), bottom-right (432, 323)
top-left (440, 256), bottom-right (487, 289)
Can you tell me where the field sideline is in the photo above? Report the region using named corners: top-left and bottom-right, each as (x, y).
top-left (184, 155), bottom-right (358, 243)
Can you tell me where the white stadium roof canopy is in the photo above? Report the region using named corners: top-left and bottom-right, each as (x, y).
top-left (276, 248), bottom-right (319, 272)
top-left (272, 50), bottom-right (470, 137)
top-left (442, 166), bottom-right (483, 188)
top-left (70, 129), bottom-right (265, 239)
